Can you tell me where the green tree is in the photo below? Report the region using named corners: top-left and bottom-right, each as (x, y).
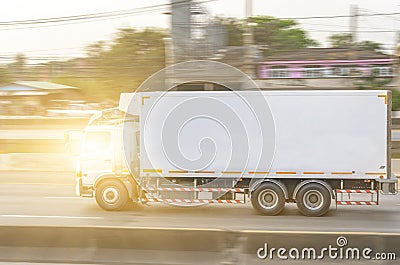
top-left (12, 53), bottom-right (26, 68)
top-left (250, 16), bottom-right (318, 55)
top-left (98, 27), bottom-right (166, 98)
top-left (217, 17), bottom-right (244, 46)
top-left (8, 53), bottom-right (27, 80)
top-left (328, 33), bottom-right (382, 52)
top-left (357, 40), bottom-right (382, 52)
top-left (328, 33), bottom-right (352, 48)
top-left (53, 27), bottom-right (167, 101)
top-left (220, 16), bottom-right (318, 56)
top-left (392, 89), bottom-right (400, 111)
top-left (86, 41), bottom-right (105, 58)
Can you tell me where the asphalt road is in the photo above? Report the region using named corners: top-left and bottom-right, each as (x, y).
top-left (0, 171), bottom-right (399, 264)
top-left (0, 171), bottom-right (399, 233)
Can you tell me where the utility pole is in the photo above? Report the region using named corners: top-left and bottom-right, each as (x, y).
top-left (394, 33), bottom-right (400, 90)
top-left (350, 4), bottom-right (358, 45)
top-left (243, 0), bottom-right (255, 77)
top-left (164, 37), bottom-right (174, 67)
top-left (245, 0), bottom-right (252, 18)
top-left (164, 37), bottom-right (175, 89)
top-left (349, 4), bottom-right (358, 87)
top-left (166, 0), bottom-right (191, 89)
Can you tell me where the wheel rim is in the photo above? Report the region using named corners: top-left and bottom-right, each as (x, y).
top-left (102, 187), bottom-right (120, 204)
top-left (258, 189), bottom-right (278, 209)
top-left (303, 189), bottom-right (323, 211)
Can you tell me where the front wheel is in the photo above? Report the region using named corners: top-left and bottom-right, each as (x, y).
top-left (251, 183), bottom-right (285, 216)
top-left (296, 183), bottom-right (331, 217)
top-left (95, 179), bottom-right (129, 211)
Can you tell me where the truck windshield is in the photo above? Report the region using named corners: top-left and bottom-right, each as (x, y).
top-left (83, 131), bottom-right (110, 154)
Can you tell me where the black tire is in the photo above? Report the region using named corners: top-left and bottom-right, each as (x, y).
top-left (251, 183), bottom-right (285, 216)
top-left (296, 183), bottom-right (331, 217)
top-left (95, 179), bottom-right (129, 211)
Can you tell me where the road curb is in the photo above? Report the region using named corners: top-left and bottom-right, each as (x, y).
top-left (0, 225), bottom-right (398, 257)
top-left (0, 225), bottom-right (225, 251)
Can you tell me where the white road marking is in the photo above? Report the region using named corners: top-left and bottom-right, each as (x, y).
top-left (241, 229), bottom-right (400, 236)
top-left (0, 183), bottom-right (73, 186)
top-left (0, 263), bottom-right (91, 265)
top-left (0, 214), bottom-right (103, 220)
top-left (45, 196), bottom-right (79, 199)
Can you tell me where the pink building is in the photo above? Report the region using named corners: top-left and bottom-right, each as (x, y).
top-left (257, 48), bottom-right (395, 79)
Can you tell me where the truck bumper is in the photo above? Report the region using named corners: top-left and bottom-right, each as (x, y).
top-left (75, 177), bottom-right (94, 197)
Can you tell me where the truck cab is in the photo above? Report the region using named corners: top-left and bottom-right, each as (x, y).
top-left (75, 108), bottom-right (139, 210)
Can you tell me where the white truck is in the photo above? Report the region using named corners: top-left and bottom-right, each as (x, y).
top-left (75, 90), bottom-right (397, 216)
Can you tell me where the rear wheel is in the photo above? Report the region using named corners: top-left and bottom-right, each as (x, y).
top-left (296, 183), bottom-right (331, 217)
top-left (251, 183), bottom-right (285, 216)
top-left (95, 179), bottom-right (128, 211)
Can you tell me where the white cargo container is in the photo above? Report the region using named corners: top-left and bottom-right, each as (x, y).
top-left (75, 90), bottom-right (397, 216)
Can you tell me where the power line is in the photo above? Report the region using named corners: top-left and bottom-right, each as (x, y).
top-left (300, 21), bottom-right (395, 31)
top-left (0, 0), bottom-right (215, 30)
top-left (358, 7), bottom-right (400, 21)
top-left (0, 13), bottom-right (149, 31)
top-left (1, 2), bottom-right (398, 60)
top-left (0, 2), bottom-right (397, 31)
top-left (0, 10), bottom-right (165, 31)
top-left (307, 29), bottom-right (396, 33)
top-left (0, 0), bottom-right (181, 25)
top-left (281, 11), bottom-right (400, 20)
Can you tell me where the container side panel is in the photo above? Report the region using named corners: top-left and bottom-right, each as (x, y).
top-left (268, 92), bottom-right (387, 173)
top-left (139, 91), bottom-right (387, 176)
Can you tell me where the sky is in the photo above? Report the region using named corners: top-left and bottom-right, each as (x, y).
top-left (0, 0), bottom-right (399, 64)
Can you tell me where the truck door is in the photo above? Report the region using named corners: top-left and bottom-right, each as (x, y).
top-left (80, 130), bottom-right (112, 182)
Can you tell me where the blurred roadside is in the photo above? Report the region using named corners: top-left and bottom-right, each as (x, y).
top-left (0, 115), bottom-right (88, 172)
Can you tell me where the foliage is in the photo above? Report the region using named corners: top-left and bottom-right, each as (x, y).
top-left (3, 27), bottom-right (166, 101)
top-left (216, 17), bottom-right (244, 46)
top-left (328, 33), bottom-right (353, 49)
top-left (358, 40), bottom-right (382, 52)
top-left (249, 16), bottom-right (319, 56)
top-left (10, 53), bottom-right (27, 68)
top-left (220, 16), bottom-right (318, 56)
top-left (7, 53), bottom-right (27, 80)
top-left (392, 89), bottom-right (400, 111)
top-left (328, 33), bottom-right (383, 52)
top-left (50, 28), bottom-right (167, 101)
